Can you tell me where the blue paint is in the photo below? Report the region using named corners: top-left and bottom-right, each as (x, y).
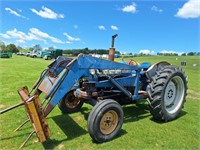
top-left (39, 55), bottom-right (151, 108)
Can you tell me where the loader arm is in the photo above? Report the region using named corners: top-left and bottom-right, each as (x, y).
top-left (0, 55), bottom-right (142, 148)
top-left (43, 55), bottom-right (138, 116)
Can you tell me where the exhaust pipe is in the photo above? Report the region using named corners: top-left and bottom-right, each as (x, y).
top-left (109, 34), bottom-right (118, 61)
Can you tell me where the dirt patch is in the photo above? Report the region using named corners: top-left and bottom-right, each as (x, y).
top-left (187, 89), bottom-right (200, 100)
top-left (187, 95), bottom-right (200, 100)
top-left (188, 89), bottom-right (200, 97)
top-left (75, 115), bottom-right (84, 122)
top-left (0, 104), bottom-right (5, 108)
top-left (58, 144), bottom-right (64, 149)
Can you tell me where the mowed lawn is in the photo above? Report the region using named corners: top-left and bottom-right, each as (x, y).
top-left (0, 55), bottom-right (199, 150)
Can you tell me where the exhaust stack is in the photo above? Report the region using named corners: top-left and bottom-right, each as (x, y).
top-left (109, 34), bottom-right (118, 61)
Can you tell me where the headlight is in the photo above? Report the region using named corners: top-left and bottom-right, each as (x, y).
top-left (90, 69), bottom-right (96, 75)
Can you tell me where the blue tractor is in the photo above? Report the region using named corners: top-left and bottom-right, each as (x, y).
top-left (0, 35), bottom-right (187, 148)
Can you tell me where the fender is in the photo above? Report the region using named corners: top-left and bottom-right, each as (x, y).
top-left (145, 61), bottom-right (170, 81)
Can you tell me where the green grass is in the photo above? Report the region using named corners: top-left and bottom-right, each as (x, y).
top-left (0, 55), bottom-right (200, 150)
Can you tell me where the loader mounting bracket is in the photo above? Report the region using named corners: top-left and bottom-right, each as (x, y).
top-left (17, 86), bottom-right (50, 148)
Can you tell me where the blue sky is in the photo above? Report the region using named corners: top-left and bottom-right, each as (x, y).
top-left (0, 0), bottom-right (199, 55)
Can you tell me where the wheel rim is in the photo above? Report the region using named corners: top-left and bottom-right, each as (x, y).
top-left (100, 110), bottom-right (119, 135)
top-left (65, 93), bottom-right (81, 109)
top-left (164, 76), bottom-right (185, 114)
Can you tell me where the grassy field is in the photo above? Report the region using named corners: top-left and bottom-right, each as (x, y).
top-left (0, 55), bottom-right (199, 150)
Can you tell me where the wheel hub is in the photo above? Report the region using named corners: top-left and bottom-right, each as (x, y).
top-left (65, 93), bottom-right (80, 109)
top-left (164, 81), bottom-right (176, 107)
top-left (164, 76), bottom-right (185, 114)
top-left (100, 110), bottom-right (118, 135)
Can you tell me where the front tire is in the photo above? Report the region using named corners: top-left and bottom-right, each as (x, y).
top-left (88, 99), bottom-right (123, 143)
top-left (58, 90), bottom-right (83, 113)
top-left (148, 65), bottom-right (187, 121)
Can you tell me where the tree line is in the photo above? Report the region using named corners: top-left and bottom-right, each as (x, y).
top-left (0, 40), bottom-right (199, 56)
top-left (0, 41), bottom-right (121, 56)
top-left (157, 52), bottom-right (200, 56)
top-left (63, 48), bottom-right (120, 56)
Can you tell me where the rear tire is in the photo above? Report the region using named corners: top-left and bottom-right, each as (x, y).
top-left (88, 99), bottom-right (123, 143)
top-left (58, 90), bottom-right (83, 113)
top-left (148, 65), bottom-right (187, 121)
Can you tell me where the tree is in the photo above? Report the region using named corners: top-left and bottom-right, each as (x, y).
top-left (187, 52), bottom-right (194, 56)
top-left (48, 47), bottom-right (54, 51)
top-left (182, 53), bottom-right (186, 56)
top-left (6, 44), bottom-right (19, 53)
top-left (28, 47), bottom-right (34, 51)
top-left (0, 40), bottom-right (6, 51)
top-left (33, 44), bottom-right (42, 52)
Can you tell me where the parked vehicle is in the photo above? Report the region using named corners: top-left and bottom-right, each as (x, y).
top-left (30, 52), bottom-right (38, 58)
top-left (43, 49), bottom-right (63, 60)
top-left (37, 51), bottom-right (51, 58)
top-left (0, 51), bottom-right (12, 58)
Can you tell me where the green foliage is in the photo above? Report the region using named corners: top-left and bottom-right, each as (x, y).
top-left (157, 52), bottom-right (178, 56)
top-left (5, 44), bottom-right (19, 53)
top-left (0, 40), bottom-right (6, 51)
top-left (187, 52), bottom-right (200, 56)
top-left (63, 48), bottom-right (120, 56)
top-left (182, 53), bottom-right (186, 56)
top-left (0, 55), bottom-right (199, 150)
top-left (187, 52), bottom-right (194, 56)
top-left (33, 44), bottom-right (42, 51)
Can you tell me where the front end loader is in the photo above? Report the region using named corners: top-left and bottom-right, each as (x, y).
top-left (0, 35), bottom-right (188, 148)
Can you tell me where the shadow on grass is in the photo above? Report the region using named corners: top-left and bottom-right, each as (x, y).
top-left (122, 102), bottom-right (151, 124)
top-left (79, 101), bottom-right (151, 123)
top-left (42, 114), bottom-right (87, 149)
top-left (0, 132), bottom-right (30, 141)
top-left (91, 129), bottom-right (128, 145)
top-left (42, 102), bottom-right (187, 148)
top-left (150, 110), bottom-right (188, 124)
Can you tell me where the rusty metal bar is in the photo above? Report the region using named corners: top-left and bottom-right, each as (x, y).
top-left (0, 101), bottom-right (24, 114)
top-left (111, 34), bottom-right (118, 48)
top-left (109, 48), bottom-right (115, 61)
top-left (19, 130), bottom-right (36, 149)
top-left (14, 119), bottom-right (30, 132)
top-left (109, 34), bottom-right (118, 61)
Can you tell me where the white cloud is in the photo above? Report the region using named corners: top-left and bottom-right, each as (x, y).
top-left (16, 39), bottom-right (25, 43)
top-left (0, 33), bottom-right (10, 39)
top-left (175, 0), bottom-right (200, 18)
top-left (66, 41), bottom-right (72, 44)
top-left (0, 28), bottom-right (68, 44)
top-left (29, 28), bottom-right (50, 39)
top-left (111, 25), bottom-right (119, 30)
top-left (50, 37), bottom-right (65, 44)
top-left (98, 25), bottom-right (106, 30)
top-left (30, 6), bottom-right (64, 19)
top-left (5, 8), bottom-right (28, 19)
top-left (5, 8), bottom-right (21, 17)
top-left (122, 3), bottom-right (137, 13)
top-left (63, 33), bottom-right (80, 41)
top-left (29, 28), bottom-right (66, 44)
top-left (151, 6), bottom-right (163, 13)
top-left (159, 50), bottom-right (184, 56)
top-left (139, 49), bottom-right (154, 55)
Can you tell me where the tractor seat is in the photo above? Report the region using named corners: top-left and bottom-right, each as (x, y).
top-left (127, 59), bottom-right (139, 66)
